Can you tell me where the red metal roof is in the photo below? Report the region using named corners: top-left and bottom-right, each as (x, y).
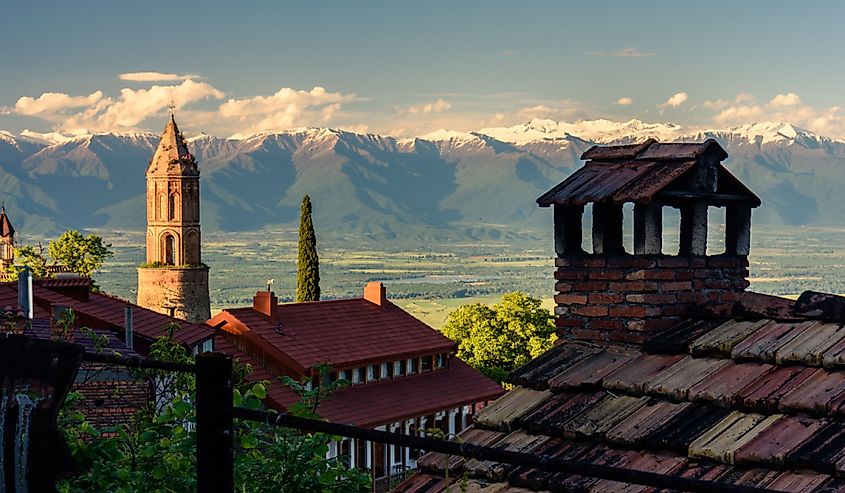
top-left (212, 298), bottom-right (457, 371)
top-left (0, 283), bottom-right (213, 346)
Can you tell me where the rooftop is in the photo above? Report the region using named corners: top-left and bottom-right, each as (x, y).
top-left (401, 291), bottom-right (845, 492)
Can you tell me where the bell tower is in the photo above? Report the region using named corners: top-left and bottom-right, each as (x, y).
top-left (0, 205), bottom-right (15, 272)
top-left (137, 114), bottom-right (210, 323)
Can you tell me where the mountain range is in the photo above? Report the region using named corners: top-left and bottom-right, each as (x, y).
top-left (0, 119), bottom-right (843, 240)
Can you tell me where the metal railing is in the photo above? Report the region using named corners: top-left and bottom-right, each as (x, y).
top-left (79, 351), bottom-right (781, 493)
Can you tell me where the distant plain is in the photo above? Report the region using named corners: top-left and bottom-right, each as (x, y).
top-left (92, 225), bottom-right (845, 329)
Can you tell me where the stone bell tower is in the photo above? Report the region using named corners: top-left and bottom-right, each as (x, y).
top-left (137, 114), bottom-right (210, 323)
top-left (0, 205), bottom-right (15, 272)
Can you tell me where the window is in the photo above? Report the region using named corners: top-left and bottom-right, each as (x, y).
top-left (380, 362), bottom-right (391, 379)
top-left (435, 353), bottom-right (447, 369)
top-left (338, 370), bottom-right (351, 383)
top-left (394, 360), bottom-right (405, 377)
top-left (352, 367), bottom-right (364, 384)
top-left (339, 439), bottom-right (352, 468)
top-left (407, 358), bottom-right (418, 375)
top-left (368, 365), bottom-right (378, 382)
top-left (421, 355), bottom-right (433, 372)
top-left (191, 338), bottom-right (214, 356)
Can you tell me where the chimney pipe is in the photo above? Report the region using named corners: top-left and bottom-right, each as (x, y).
top-left (18, 266), bottom-right (32, 319)
top-left (253, 291), bottom-right (278, 317)
top-left (125, 306), bottom-right (134, 350)
top-left (364, 282), bottom-right (387, 306)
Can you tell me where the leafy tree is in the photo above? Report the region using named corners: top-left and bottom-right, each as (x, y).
top-left (296, 195), bottom-right (320, 302)
top-left (48, 230), bottom-right (113, 277)
top-left (440, 292), bottom-right (556, 383)
top-left (10, 243), bottom-right (49, 279)
top-left (58, 331), bottom-right (369, 493)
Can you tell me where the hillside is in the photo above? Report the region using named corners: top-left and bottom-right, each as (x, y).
top-left (1, 119), bottom-right (843, 238)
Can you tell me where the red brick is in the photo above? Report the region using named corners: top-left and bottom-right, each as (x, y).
top-left (677, 292), bottom-right (696, 303)
top-left (609, 281), bottom-right (659, 293)
top-left (590, 319), bottom-right (625, 330)
top-left (608, 331), bottom-right (649, 345)
top-left (691, 258), bottom-right (707, 268)
top-left (674, 270), bottom-right (695, 281)
top-left (554, 282), bottom-right (573, 293)
top-left (572, 305), bottom-right (609, 317)
top-left (573, 281), bottom-right (609, 291)
top-left (705, 279), bottom-right (733, 290)
top-left (590, 270), bottom-right (623, 280)
top-left (554, 294), bottom-right (588, 305)
top-left (555, 269), bottom-right (587, 280)
top-left (556, 317), bottom-right (586, 329)
top-left (661, 304), bottom-right (690, 316)
top-left (555, 257), bottom-right (571, 267)
top-left (659, 281), bottom-right (693, 291)
top-left (626, 318), bottom-right (679, 332)
top-left (571, 328), bottom-right (607, 343)
top-left (607, 257), bottom-right (657, 269)
top-left (588, 293), bottom-right (625, 304)
top-left (694, 279), bottom-right (705, 290)
top-left (582, 258), bottom-right (607, 268)
top-left (641, 293), bottom-right (677, 304)
top-left (694, 269), bottom-right (724, 279)
top-left (609, 305), bottom-right (650, 318)
top-left (707, 257), bottom-right (741, 268)
top-left (626, 269), bottom-right (675, 281)
top-left (658, 257), bottom-right (689, 268)
top-left (554, 306), bottom-right (570, 317)
top-left (719, 292), bottom-right (739, 303)
top-left (625, 294), bottom-right (645, 303)
top-left (734, 279), bottom-right (751, 290)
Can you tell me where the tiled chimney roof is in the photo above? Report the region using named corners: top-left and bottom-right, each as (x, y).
top-left (146, 114), bottom-right (198, 176)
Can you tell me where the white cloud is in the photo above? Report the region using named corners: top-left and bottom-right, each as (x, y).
top-left (616, 97), bottom-right (633, 106)
top-left (405, 99), bottom-right (452, 114)
top-left (16, 80), bottom-right (224, 132)
top-left (119, 72), bottom-right (199, 82)
top-left (707, 91), bottom-right (845, 137)
top-left (659, 92), bottom-right (689, 109)
top-left (15, 91), bottom-right (104, 116)
top-left (768, 92), bottom-right (802, 108)
top-left (218, 86), bottom-right (354, 132)
top-left (588, 47), bottom-right (655, 58)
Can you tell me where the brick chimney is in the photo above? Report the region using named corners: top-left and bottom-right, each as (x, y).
top-left (538, 140), bottom-right (760, 346)
top-left (364, 281), bottom-right (387, 306)
top-left (253, 290), bottom-right (278, 317)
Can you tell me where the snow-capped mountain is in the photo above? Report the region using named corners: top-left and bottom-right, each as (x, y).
top-left (0, 118), bottom-right (842, 237)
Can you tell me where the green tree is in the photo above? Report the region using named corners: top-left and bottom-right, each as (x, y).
top-left (10, 243), bottom-right (49, 279)
top-left (48, 230), bottom-right (113, 277)
top-left (58, 331), bottom-right (369, 493)
top-left (440, 292), bottom-right (557, 383)
top-left (296, 195), bottom-right (320, 302)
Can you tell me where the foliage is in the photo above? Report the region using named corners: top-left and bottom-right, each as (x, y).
top-left (48, 230), bottom-right (113, 277)
top-left (9, 243), bottom-right (49, 280)
top-left (8, 231), bottom-right (113, 281)
top-left (440, 291), bottom-right (556, 382)
top-left (296, 194), bottom-right (321, 302)
top-left (57, 331), bottom-right (369, 493)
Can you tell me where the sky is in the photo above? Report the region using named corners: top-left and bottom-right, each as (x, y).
top-left (3, 0), bottom-right (845, 139)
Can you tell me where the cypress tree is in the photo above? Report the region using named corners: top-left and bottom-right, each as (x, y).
top-left (296, 194), bottom-right (320, 302)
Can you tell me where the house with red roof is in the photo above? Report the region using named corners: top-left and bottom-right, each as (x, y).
top-left (209, 281), bottom-right (503, 480)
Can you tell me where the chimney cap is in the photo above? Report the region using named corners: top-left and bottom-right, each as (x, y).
top-left (253, 290), bottom-right (278, 317)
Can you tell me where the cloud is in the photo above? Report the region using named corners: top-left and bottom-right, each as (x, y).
top-left (500, 50), bottom-right (516, 56)
top-left (588, 47), bottom-right (655, 58)
top-left (707, 91), bottom-right (845, 137)
top-left (405, 99), bottom-right (452, 114)
top-left (16, 80), bottom-right (224, 132)
top-left (218, 86), bottom-right (357, 135)
top-left (119, 72), bottom-right (199, 82)
top-left (768, 92), bottom-right (802, 108)
top-left (703, 92), bottom-right (754, 110)
top-left (616, 97), bottom-right (633, 106)
top-left (15, 91), bottom-right (104, 116)
top-left (659, 92), bottom-right (689, 109)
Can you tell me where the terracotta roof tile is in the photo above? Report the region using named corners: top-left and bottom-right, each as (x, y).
top-left (643, 356), bottom-right (731, 400)
top-left (731, 321), bottom-right (810, 363)
top-left (687, 362), bottom-right (775, 406)
top-left (507, 342), bottom-right (598, 389)
top-left (644, 403), bottom-right (732, 454)
top-left (605, 400), bottom-right (690, 446)
top-left (778, 369), bottom-right (845, 414)
top-left (603, 353), bottom-right (685, 393)
top-left (464, 430), bottom-right (549, 481)
top-left (560, 394), bottom-right (649, 439)
top-left (689, 319), bottom-right (771, 357)
top-left (392, 473), bottom-right (453, 493)
top-left (734, 416), bottom-right (828, 466)
top-left (519, 391), bottom-right (605, 435)
top-left (546, 347), bottom-right (638, 390)
top-left (419, 427), bottom-right (505, 475)
top-left (774, 322), bottom-right (845, 366)
top-left (737, 366), bottom-right (820, 411)
top-left (590, 452), bottom-right (687, 493)
top-left (474, 387), bottom-right (551, 432)
top-left (689, 412), bottom-right (782, 464)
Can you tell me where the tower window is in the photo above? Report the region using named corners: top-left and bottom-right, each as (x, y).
top-left (169, 194), bottom-right (179, 221)
top-left (164, 234), bottom-right (175, 265)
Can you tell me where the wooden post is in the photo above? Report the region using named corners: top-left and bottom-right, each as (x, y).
top-left (196, 353), bottom-right (233, 493)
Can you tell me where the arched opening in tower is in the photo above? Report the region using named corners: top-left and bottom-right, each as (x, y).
top-left (164, 234), bottom-right (175, 265)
